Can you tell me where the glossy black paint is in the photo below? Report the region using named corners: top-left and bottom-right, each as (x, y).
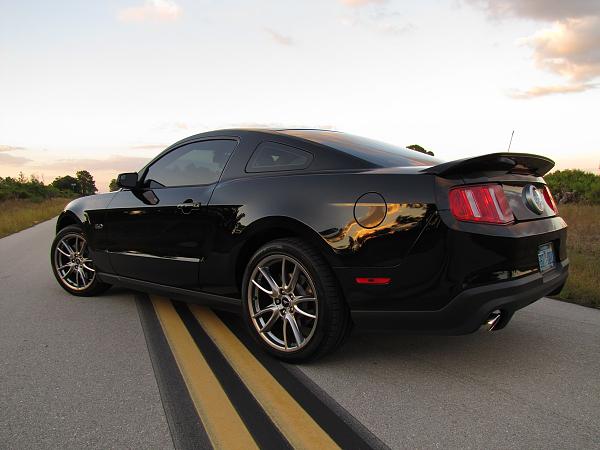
top-left (55, 128), bottom-right (568, 332)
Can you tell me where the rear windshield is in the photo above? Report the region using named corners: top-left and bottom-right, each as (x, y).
top-left (280, 130), bottom-right (443, 168)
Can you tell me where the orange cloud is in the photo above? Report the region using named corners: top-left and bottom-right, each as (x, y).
top-left (509, 83), bottom-right (596, 99)
top-left (117, 0), bottom-right (181, 23)
top-left (0, 153), bottom-right (31, 166)
top-left (466, 0), bottom-right (600, 98)
top-left (525, 17), bottom-right (600, 82)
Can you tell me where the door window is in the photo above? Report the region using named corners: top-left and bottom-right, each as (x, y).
top-left (143, 140), bottom-right (237, 188)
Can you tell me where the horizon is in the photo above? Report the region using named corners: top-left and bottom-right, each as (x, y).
top-left (1, 0), bottom-right (599, 192)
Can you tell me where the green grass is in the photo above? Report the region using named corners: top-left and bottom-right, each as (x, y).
top-left (552, 204), bottom-right (600, 309)
top-left (0, 197), bottom-right (73, 239)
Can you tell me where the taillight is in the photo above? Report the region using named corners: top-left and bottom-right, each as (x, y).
top-left (449, 184), bottom-right (514, 224)
top-left (542, 185), bottom-right (558, 213)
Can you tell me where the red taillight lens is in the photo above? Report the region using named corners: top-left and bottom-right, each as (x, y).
top-left (449, 184), bottom-right (514, 224)
top-left (542, 185), bottom-right (558, 214)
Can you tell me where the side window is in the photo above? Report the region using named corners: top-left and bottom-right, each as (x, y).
top-left (246, 142), bottom-right (312, 173)
top-left (143, 140), bottom-right (237, 188)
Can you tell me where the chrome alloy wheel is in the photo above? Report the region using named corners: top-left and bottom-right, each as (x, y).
top-left (53, 233), bottom-right (96, 291)
top-left (247, 254), bottom-right (319, 352)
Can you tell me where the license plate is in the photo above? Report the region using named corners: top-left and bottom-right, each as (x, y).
top-left (538, 243), bottom-right (556, 272)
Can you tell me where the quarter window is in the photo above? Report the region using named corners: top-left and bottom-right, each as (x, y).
top-left (246, 142), bottom-right (312, 173)
top-left (143, 140), bottom-right (236, 188)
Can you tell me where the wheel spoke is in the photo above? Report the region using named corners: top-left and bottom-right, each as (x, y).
top-left (259, 310), bottom-right (280, 334)
top-left (291, 296), bottom-right (316, 306)
top-left (258, 267), bottom-right (280, 295)
top-left (251, 279), bottom-right (272, 296)
top-left (57, 247), bottom-right (71, 257)
top-left (62, 240), bottom-right (75, 254)
top-left (287, 264), bottom-right (300, 292)
top-left (60, 265), bottom-right (75, 279)
top-left (82, 263), bottom-right (95, 273)
top-left (281, 257), bottom-right (286, 289)
top-left (57, 263), bottom-right (72, 271)
top-left (286, 313), bottom-right (304, 347)
top-left (252, 304), bottom-right (277, 319)
top-left (294, 305), bottom-right (316, 319)
top-left (79, 267), bottom-right (88, 284)
top-left (282, 319), bottom-right (288, 349)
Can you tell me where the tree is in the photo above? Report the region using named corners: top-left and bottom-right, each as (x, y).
top-left (407, 144), bottom-right (435, 156)
top-left (76, 170), bottom-right (97, 196)
top-left (52, 175), bottom-right (80, 193)
top-left (109, 178), bottom-right (119, 192)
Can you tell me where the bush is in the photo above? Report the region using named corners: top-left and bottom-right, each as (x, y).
top-left (0, 173), bottom-right (75, 202)
top-left (545, 169), bottom-right (600, 204)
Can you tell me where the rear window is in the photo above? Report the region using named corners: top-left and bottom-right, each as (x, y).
top-left (280, 130), bottom-right (443, 168)
top-left (246, 141), bottom-right (313, 172)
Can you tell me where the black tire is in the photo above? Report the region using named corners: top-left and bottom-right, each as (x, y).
top-left (242, 238), bottom-right (351, 362)
top-left (51, 225), bottom-right (111, 297)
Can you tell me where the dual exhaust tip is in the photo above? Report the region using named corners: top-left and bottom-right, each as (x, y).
top-left (485, 310), bottom-right (502, 331)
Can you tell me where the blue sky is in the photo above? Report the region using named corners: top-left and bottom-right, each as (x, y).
top-left (1, 0), bottom-right (599, 191)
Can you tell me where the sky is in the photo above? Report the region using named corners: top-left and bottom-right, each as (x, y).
top-left (1, 0), bottom-right (599, 192)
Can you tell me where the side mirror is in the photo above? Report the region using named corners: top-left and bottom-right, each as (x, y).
top-left (117, 172), bottom-right (139, 189)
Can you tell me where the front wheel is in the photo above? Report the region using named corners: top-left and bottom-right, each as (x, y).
top-left (51, 225), bottom-right (111, 296)
top-left (242, 238), bottom-right (350, 362)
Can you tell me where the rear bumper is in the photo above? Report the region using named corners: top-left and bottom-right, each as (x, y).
top-left (350, 258), bottom-right (568, 334)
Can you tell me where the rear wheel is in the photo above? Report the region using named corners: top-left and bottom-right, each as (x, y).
top-left (242, 238), bottom-right (350, 362)
top-left (51, 225), bottom-right (111, 296)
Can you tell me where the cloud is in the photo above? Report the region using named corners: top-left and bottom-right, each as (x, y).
top-left (508, 82), bottom-right (596, 99)
top-left (524, 17), bottom-right (600, 82)
top-left (465, 0), bottom-right (599, 22)
top-left (117, 0), bottom-right (181, 23)
top-left (339, 0), bottom-right (387, 6)
top-left (0, 145), bottom-right (25, 152)
top-left (0, 153), bottom-right (32, 166)
top-left (340, 6), bottom-right (412, 36)
top-left (130, 144), bottom-right (168, 151)
top-left (38, 155), bottom-right (150, 172)
top-left (263, 28), bottom-right (294, 46)
top-left (465, 0), bottom-right (600, 98)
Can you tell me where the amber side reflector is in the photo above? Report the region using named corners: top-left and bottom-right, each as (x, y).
top-left (355, 277), bottom-right (391, 285)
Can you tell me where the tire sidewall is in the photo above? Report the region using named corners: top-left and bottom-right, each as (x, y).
top-left (241, 240), bottom-right (335, 362)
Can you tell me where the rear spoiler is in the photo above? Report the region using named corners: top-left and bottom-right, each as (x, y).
top-left (421, 152), bottom-right (555, 177)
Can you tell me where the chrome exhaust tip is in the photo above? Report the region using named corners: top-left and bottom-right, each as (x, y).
top-left (486, 310), bottom-right (502, 331)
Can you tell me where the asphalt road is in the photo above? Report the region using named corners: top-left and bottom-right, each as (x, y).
top-left (1, 219), bottom-right (599, 449)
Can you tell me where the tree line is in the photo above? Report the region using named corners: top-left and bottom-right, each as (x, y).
top-left (0, 170), bottom-right (97, 202)
top-left (545, 169), bottom-right (600, 204)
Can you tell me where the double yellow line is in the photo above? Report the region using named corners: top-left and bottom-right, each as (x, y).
top-left (151, 296), bottom-right (339, 450)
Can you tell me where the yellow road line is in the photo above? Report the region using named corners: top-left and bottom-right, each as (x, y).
top-left (190, 305), bottom-right (340, 450)
top-left (151, 296), bottom-right (258, 450)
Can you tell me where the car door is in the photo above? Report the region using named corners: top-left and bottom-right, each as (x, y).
top-left (103, 139), bottom-right (238, 288)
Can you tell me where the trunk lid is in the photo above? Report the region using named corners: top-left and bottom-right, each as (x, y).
top-left (425, 153), bottom-right (557, 221)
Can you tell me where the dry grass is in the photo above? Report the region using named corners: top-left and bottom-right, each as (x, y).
top-left (553, 204), bottom-right (600, 309)
top-left (0, 197), bottom-right (73, 239)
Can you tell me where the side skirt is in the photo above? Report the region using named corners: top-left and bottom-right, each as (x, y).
top-left (98, 273), bottom-right (242, 313)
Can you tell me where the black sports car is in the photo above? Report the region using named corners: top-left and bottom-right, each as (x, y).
top-left (51, 129), bottom-right (568, 361)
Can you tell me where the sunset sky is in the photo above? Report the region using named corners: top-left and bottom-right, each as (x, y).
top-left (1, 0), bottom-right (599, 191)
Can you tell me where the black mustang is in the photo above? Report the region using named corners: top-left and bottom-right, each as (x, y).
top-left (51, 129), bottom-right (568, 361)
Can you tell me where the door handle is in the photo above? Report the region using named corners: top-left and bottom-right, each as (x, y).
top-left (177, 201), bottom-right (201, 214)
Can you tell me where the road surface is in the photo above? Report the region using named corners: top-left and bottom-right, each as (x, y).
top-left (1, 219), bottom-right (598, 449)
